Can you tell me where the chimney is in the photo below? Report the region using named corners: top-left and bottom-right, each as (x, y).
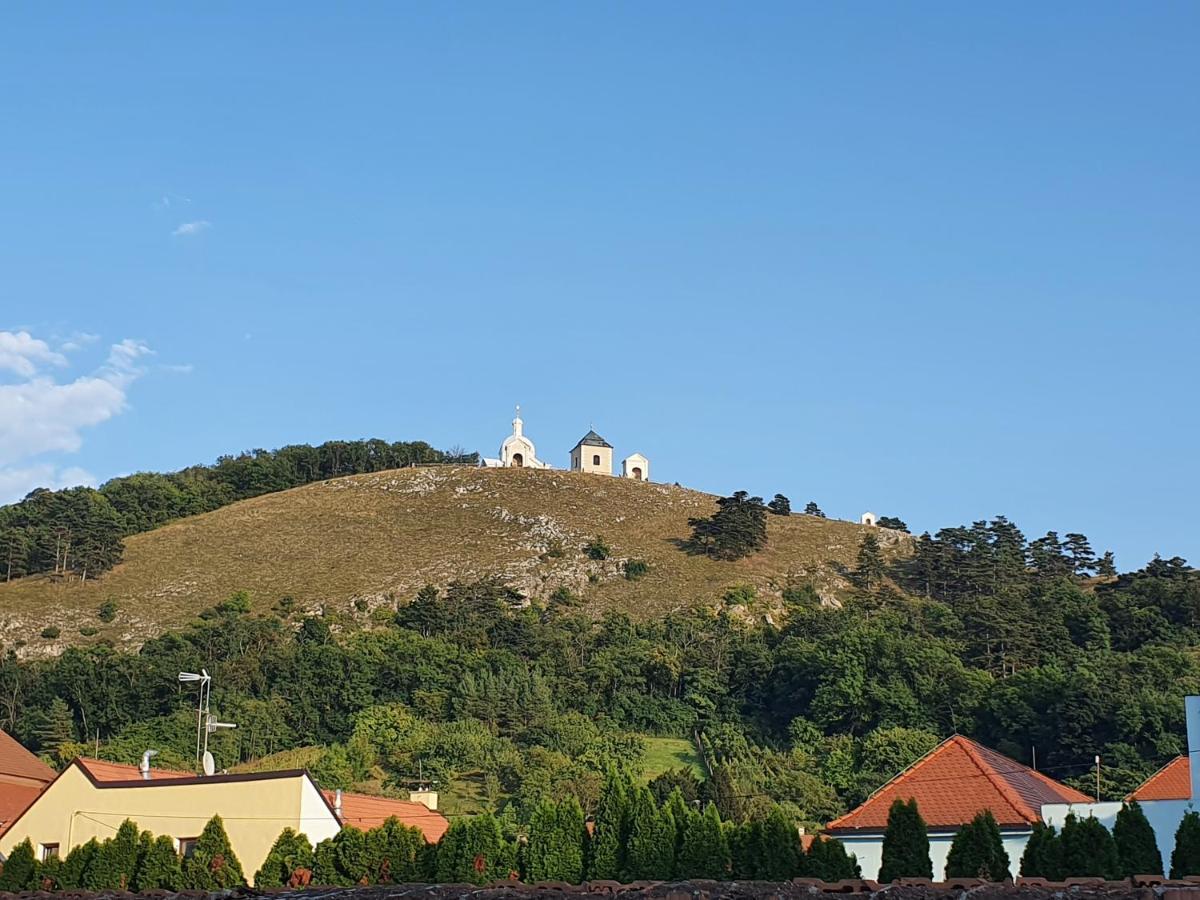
top-left (409, 789), bottom-right (439, 811)
top-left (334, 789), bottom-right (343, 817)
top-left (1186, 697), bottom-right (1200, 801)
top-left (139, 750), bottom-right (158, 780)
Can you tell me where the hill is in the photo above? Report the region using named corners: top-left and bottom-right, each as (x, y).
top-left (0, 466), bottom-right (907, 653)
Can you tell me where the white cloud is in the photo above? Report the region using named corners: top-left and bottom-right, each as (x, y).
top-left (0, 333), bottom-right (153, 502)
top-left (162, 363), bottom-right (194, 374)
top-left (172, 220), bottom-right (210, 236)
top-left (0, 330), bottom-right (67, 377)
top-left (58, 332), bottom-right (100, 353)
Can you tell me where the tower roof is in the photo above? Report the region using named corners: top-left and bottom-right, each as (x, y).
top-left (573, 430), bottom-right (612, 450)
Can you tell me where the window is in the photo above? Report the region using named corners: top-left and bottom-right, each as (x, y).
top-left (592, 454), bottom-right (601, 466)
top-left (178, 837), bottom-right (200, 858)
top-left (40, 844), bottom-right (59, 862)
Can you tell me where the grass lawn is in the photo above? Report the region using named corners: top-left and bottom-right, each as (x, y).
top-left (642, 736), bottom-right (705, 780)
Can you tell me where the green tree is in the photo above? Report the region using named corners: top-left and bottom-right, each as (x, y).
top-left (1113, 800), bottom-right (1163, 876)
top-left (31, 696), bottom-right (75, 755)
top-left (135, 833), bottom-right (183, 890)
top-left (0, 838), bottom-right (39, 891)
top-left (877, 517), bottom-right (909, 533)
top-left (1060, 813), bottom-right (1118, 879)
top-left (624, 785), bottom-right (675, 880)
top-left (803, 501), bottom-right (825, 517)
top-left (526, 797), bottom-right (586, 883)
top-left (878, 799), bottom-right (932, 881)
top-left (805, 836), bottom-right (861, 881)
top-left (1171, 811), bottom-right (1200, 878)
top-left (944, 810), bottom-right (1010, 880)
top-left (434, 814), bottom-right (512, 885)
top-left (255, 828), bottom-right (315, 887)
top-left (852, 533), bottom-right (886, 590)
top-left (369, 817), bottom-right (427, 884)
top-left (59, 838), bottom-right (99, 889)
top-left (768, 495), bottom-right (792, 516)
top-left (686, 491), bottom-right (768, 561)
top-left (663, 788), bottom-right (695, 871)
top-left (676, 803), bottom-right (730, 879)
top-left (754, 806), bottom-right (802, 881)
top-left (589, 769), bottom-right (630, 880)
top-left (181, 814), bottom-right (246, 889)
top-left (1019, 822), bottom-right (1062, 880)
top-left (86, 818), bottom-right (141, 890)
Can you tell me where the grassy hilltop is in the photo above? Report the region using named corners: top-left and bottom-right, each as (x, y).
top-left (0, 466), bottom-right (907, 653)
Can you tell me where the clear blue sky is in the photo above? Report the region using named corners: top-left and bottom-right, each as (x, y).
top-left (1, 3), bottom-right (1196, 569)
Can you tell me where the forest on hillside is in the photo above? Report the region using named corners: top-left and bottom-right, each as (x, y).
top-left (2, 514), bottom-right (1198, 828)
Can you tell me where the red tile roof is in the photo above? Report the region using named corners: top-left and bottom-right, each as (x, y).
top-left (826, 735), bottom-right (1091, 832)
top-left (322, 790), bottom-right (449, 843)
top-left (1129, 756), bottom-right (1190, 801)
top-left (0, 730), bottom-right (55, 784)
top-left (76, 757), bottom-right (198, 782)
top-left (0, 783), bottom-right (45, 836)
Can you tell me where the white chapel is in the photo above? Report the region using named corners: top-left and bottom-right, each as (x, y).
top-left (481, 408), bottom-right (649, 480)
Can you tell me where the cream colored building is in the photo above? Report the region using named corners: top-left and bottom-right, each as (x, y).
top-left (570, 430), bottom-right (613, 475)
top-left (480, 407), bottom-right (550, 469)
top-left (0, 758), bottom-right (447, 883)
top-left (622, 453), bottom-right (649, 482)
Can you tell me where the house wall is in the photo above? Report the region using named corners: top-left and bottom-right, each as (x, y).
top-left (622, 455), bottom-right (649, 481)
top-left (0, 767), bottom-right (331, 883)
top-left (1042, 799), bottom-right (1194, 876)
top-left (836, 829), bottom-right (1032, 881)
top-left (571, 445), bottom-right (612, 475)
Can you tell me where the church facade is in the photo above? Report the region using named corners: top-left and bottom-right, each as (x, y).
top-left (482, 409), bottom-right (649, 481)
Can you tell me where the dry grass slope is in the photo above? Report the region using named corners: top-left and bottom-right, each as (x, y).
top-left (0, 466), bottom-right (910, 653)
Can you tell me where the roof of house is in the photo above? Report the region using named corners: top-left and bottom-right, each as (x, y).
top-left (825, 735), bottom-right (1091, 832)
top-left (0, 783), bottom-right (45, 837)
top-left (0, 730), bottom-right (55, 784)
top-left (1129, 755), bottom-right (1190, 801)
top-left (572, 430), bottom-right (612, 450)
top-left (322, 790), bottom-right (449, 842)
top-left (77, 757), bottom-right (198, 782)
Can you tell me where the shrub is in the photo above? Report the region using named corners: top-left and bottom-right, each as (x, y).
top-left (135, 833), bottom-right (183, 890)
top-left (0, 838), bottom-right (39, 891)
top-left (79, 626), bottom-right (99, 637)
top-left (1060, 813), bottom-right (1118, 879)
top-left (181, 814), bottom-right (245, 889)
top-left (1171, 810), bottom-right (1200, 878)
top-left (97, 599), bottom-right (119, 622)
top-left (1114, 800), bottom-right (1163, 877)
top-left (624, 559), bottom-right (650, 580)
top-left (41, 626), bottom-right (61, 639)
top-left (945, 810), bottom-right (1010, 880)
top-left (255, 828), bottom-right (314, 888)
top-left (1020, 821), bottom-right (1063, 880)
top-left (878, 798), bottom-right (932, 881)
top-left (806, 835), bottom-right (861, 881)
top-left (584, 538), bottom-right (611, 561)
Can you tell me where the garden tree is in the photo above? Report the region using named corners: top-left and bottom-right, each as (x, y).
top-left (649, 768), bottom-right (703, 805)
top-left (589, 769), bottom-right (630, 880)
top-left (1019, 822), bottom-right (1062, 880)
top-left (944, 811), bottom-right (1010, 880)
top-left (86, 818), bottom-right (141, 890)
top-left (878, 799), bottom-right (932, 882)
top-left (1059, 813), bottom-right (1119, 879)
top-left (31, 696), bottom-right (75, 754)
top-left (135, 833), bottom-right (184, 890)
top-left (39, 854), bottom-right (63, 891)
top-left (805, 836), bottom-right (861, 881)
top-left (803, 501), bottom-right (825, 517)
top-left (256, 828), bottom-right (315, 887)
top-left (1113, 801), bottom-right (1163, 876)
top-left (181, 814), bottom-right (246, 889)
top-left (313, 826), bottom-right (372, 886)
top-left (877, 517), bottom-right (909, 533)
top-left (754, 805), bottom-right (803, 881)
top-left (768, 494), bottom-right (792, 516)
top-left (370, 817), bottom-right (427, 883)
top-left (1098, 551), bottom-right (1117, 577)
top-left (664, 788), bottom-right (696, 868)
top-left (525, 797), bottom-right (586, 883)
top-left (59, 839), bottom-right (100, 889)
top-left (0, 838), bottom-right (39, 891)
top-left (686, 492), bottom-right (768, 561)
top-left (1171, 811), bottom-right (1200, 878)
top-left (676, 803), bottom-right (730, 879)
top-left (852, 534), bottom-right (886, 590)
top-left (435, 814), bottom-right (513, 885)
top-left (624, 785), bottom-right (675, 880)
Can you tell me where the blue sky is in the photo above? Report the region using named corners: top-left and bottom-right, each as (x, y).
top-left (1, 3), bottom-right (1196, 568)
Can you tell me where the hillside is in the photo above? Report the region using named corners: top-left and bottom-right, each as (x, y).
top-left (0, 466), bottom-right (909, 653)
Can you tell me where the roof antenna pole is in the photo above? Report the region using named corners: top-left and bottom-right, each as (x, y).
top-left (1032, 746), bottom-right (1037, 772)
top-left (1095, 754), bottom-right (1102, 802)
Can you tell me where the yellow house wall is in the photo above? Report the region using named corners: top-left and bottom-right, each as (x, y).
top-left (0, 767), bottom-right (335, 884)
top-left (571, 445), bottom-right (612, 475)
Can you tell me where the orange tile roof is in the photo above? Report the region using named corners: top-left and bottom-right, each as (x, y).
top-left (77, 757), bottom-right (198, 782)
top-left (0, 783), bottom-right (45, 836)
top-left (1129, 756), bottom-right (1190, 801)
top-left (322, 790), bottom-right (449, 843)
top-left (0, 730), bottom-right (55, 784)
top-left (826, 735), bottom-right (1091, 832)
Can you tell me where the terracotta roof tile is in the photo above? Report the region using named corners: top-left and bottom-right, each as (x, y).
top-left (77, 758), bottom-right (197, 782)
top-left (0, 730), bottom-right (55, 784)
top-left (0, 783), bottom-right (45, 836)
top-left (1129, 756), bottom-right (1190, 801)
top-left (826, 736), bottom-right (1090, 832)
top-left (322, 790), bottom-right (449, 842)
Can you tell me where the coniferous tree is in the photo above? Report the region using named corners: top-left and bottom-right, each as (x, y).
top-left (313, 837), bottom-right (345, 886)
top-left (32, 697), bottom-right (75, 755)
top-left (624, 785), bottom-right (675, 880)
top-left (38, 855), bottom-right (63, 891)
top-left (944, 811), bottom-right (1010, 880)
top-left (135, 833), bottom-right (183, 890)
top-left (0, 838), bottom-right (39, 891)
top-left (803, 501), bottom-right (825, 517)
top-left (87, 818), bottom-right (141, 890)
top-left (729, 821), bottom-right (758, 879)
top-left (853, 533), bottom-right (886, 590)
top-left (1019, 822), bottom-right (1063, 880)
top-left (59, 838), bottom-right (100, 889)
top-left (526, 797), bottom-right (585, 883)
top-left (1114, 801), bottom-right (1163, 876)
top-left (877, 516), bottom-right (909, 533)
top-left (255, 828), bottom-right (315, 887)
top-left (754, 806), bottom-right (802, 881)
top-left (435, 814), bottom-right (511, 885)
top-left (767, 495), bottom-right (792, 516)
top-left (589, 769), bottom-right (629, 880)
top-left (181, 814), bottom-right (246, 889)
top-left (663, 788), bottom-right (695, 872)
top-left (369, 817), bottom-right (427, 884)
top-left (1171, 811), bottom-right (1200, 878)
top-left (878, 799), bottom-right (932, 882)
top-left (1097, 551), bottom-right (1117, 577)
top-left (805, 836), bottom-right (861, 881)
top-left (686, 492), bottom-right (768, 561)
top-left (677, 803), bottom-right (730, 879)
top-left (1060, 813), bottom-right (1118, 879)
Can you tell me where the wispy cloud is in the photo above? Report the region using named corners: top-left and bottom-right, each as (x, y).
top-left (0, 330), bottom-right (67, 377)
top-left (155, 193), bottom-right (192, 210)
top-left (162, 363), bottom-right (194, 375)
top-left (172, 220), bottom-right (211, 237)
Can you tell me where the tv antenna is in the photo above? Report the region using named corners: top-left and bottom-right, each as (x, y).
top-left (179, 669), bottom-right (237, 775)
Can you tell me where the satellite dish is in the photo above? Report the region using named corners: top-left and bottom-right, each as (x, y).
top-left (202, 751), bottom-right (215, 777)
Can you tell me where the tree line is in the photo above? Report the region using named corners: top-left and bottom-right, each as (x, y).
top-left (0, 438), bottom-right (472, 582)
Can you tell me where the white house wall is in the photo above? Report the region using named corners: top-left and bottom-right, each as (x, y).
top-left (1043, 799), bottom-right (1196, 876)
top-left (298, 775), bottom-right (342, 848)
top-left (838, 830), bottom-right (1032, 881)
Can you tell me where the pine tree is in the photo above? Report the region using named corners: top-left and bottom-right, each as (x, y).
top-left (944, 811), bottom-right (1010, 880)
top-left (677, 803), bottom-right (730, 879)
top-left (804, 501), bottom-right (825, 517)
top-left (878, 799), bottom-right (932, 882)
top-left (1060, 813), bottom-right (1118, 879)
top-left (86, 818), bottom-right (141, 890)
top-left (729, 820), bottom-right (758, 879)
top-left (181, 813), bottom-right (246, 889)
top-left (1097, 551), bottom-right (1117, 577)
top-left (0, 838), bottom-right (39, 891)
top-left (369, 817), bottom-right (426, 884)
top-left (1171, 811), bottom-right (1200, 878)
top-left (526, 798), bottom-right (585, 883)
top-left (255, 828), bottom-right (315, 887)
top-left (32, 697), bottom-right (75, 755)
top-left (434, 814), bottom-right (510, 885)
top-left (589, 769), bottom-right (629, 880)
top-left (1064, 533), bottom-right (1096, 576)
top-left (754, 806), bottom-right (802, 881)
top-left (59, 838), bottom-right (100, 889)
top-left (1114, 801), bottom-right (1163, 876)
top-left (135, 833), bottom-right (183, 890)
top-left (663, 788), bottom-right (695, 873)
top-left (805, 836), bottom-right (861, 881)
top-left (1019, 821), bottom-right (1062, 880)
top-left (877, 516), bottom-right (910, 533)
top-left (768, 494), bottom-right (791, 516)
top-left (624, 786), bottom-right (675, 880)
top-left (852, 533), bottom-right (886, 589)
